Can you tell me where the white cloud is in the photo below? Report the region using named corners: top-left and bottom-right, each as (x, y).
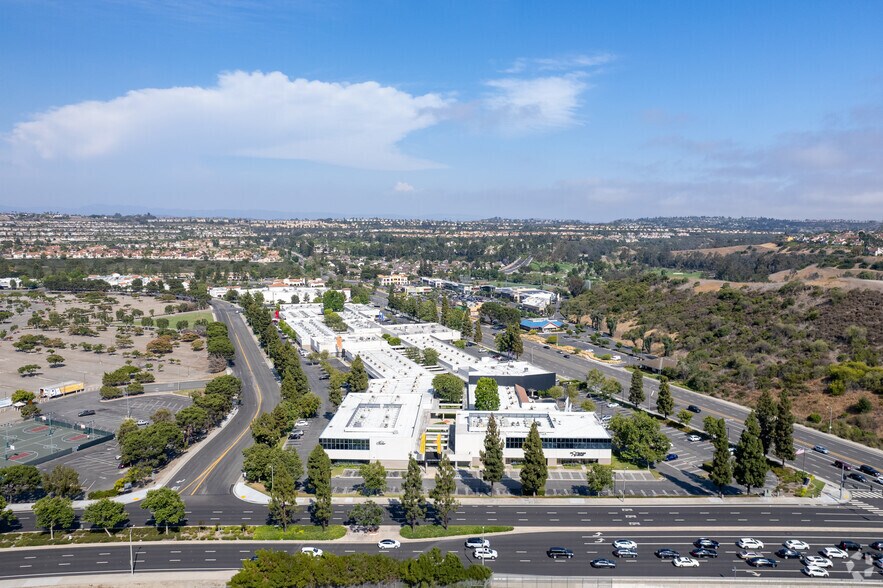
top-left (393, 181), bottom-right (414, 192)
top-left (6, 71), bottom-right (450, 170)
top-left (483, 75), bottom-right (587, 132)
top-left (504, 53), bottom-right (615, 74)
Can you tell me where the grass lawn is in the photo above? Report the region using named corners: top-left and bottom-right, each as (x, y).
top-left (155, 310), bottom-right (215, 325)
top-left (253, 525), bottom-right (346, 541)
top-left (611, 455), bottom-right (661, 478)
top-left (400, 525), bottom-right (513, 539)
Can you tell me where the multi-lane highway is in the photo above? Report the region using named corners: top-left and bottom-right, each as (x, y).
top-left (2, 529), bottom-right (882, 582)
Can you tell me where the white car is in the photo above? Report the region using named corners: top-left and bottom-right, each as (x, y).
top-left (295, 420), bottom-right (310, 427)
top-left (821, 547), bottom-right (849, 559)
top-left (301, 547), bottom-right (323, 557)
top-left (802, 555), bottom-right (833, 568)
top-left (612, 539), bottom-right (638, 550)
top-left (738, 550), bottom-right (764, 560)
top-left (784, 540), bottom-right (810, 551)
top-left (802, 566), bottom-right (829, 578)
top-left (465, 537), bottom-right (490, 549)
top-left (687, 434), bottom-right (702, 442)
top-left (135, 419), bottom-right (149, 426)
top-left (473, 548), bottom-right (498, 560)
top-left (607, 402), bottom-right (618, 408)
top-left (673, 556), bottom-right (700, 567)
top-left (377, 539), bottom-right (400, 549)
top-left (737, 538), bottom-right (764, 549)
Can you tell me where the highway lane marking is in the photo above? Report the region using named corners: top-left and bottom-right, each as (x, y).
top-left (61, 554), bottom-right (74, 557)
top-left (170, 550), bottom-right (181, 553)
top-left (516, 550), bottom-right (527, 554)
top-left (58, 563), bottom-right (70, 566)
top-left (205, 550), bottom-right (216, 553)
top-left (170, 559), bottom-right (181, 562)
top-left (19, 565), bottom-right (31, 568)
top-left (23, 556), bottom-right (36, 559)
top-left (344, 550), bottom-right (356, 553)
top-left (520, 559), bottom-right (530, 562)
top-left (182, 324), bottom-right (264, 496)
top-left (205, 558), bottom-right (216, 561)
top-left (98, 553), bottom-right (110, 556)
top-left (96, 561), bottom-right (108, 564)
top-left (239, 550), bottom-right (251, 553)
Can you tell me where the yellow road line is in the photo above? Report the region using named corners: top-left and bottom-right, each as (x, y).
top-left (180, 317), bottom-right (264, 496)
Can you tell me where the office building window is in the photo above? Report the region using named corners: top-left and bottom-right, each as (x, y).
top-left (320, 438), bottom-right (370, 451)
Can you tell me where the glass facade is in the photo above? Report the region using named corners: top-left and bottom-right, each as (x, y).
top-left (505, 437), bottom-right (611, 450)
top-left (320, 438), bottom-right (370, 451)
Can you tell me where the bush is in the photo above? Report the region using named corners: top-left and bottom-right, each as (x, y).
top-left (125, 382), bottom-right (144, 394)
top-left (807, 412), bottom-right (822, 424)
top-left (100, 386), bottom-right (123, 400)
top-left (87, 489), bottom-right (119, 499)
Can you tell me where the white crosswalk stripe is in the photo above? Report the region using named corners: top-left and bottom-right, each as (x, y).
top-left (849, 498), bottom-right (883, 517)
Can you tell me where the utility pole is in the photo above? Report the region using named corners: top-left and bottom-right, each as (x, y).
top-left (129, 525), bottom-right (134, 575)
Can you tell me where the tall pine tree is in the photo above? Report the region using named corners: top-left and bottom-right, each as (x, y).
top-left (401, 455), bottom-right (425, 530)
top-left (480, 414), bottom-right (504, 495)
top-left (755, 390), bottom-right (776, 455)
top-left (707, 417), bottom-right (732, 497)
top-left (307, 446), bottom-right (332, 529)
top-left (473, 318), bottom-right (482, 344)
top-left (734, 411), bottom-right (768, 495)
top-left (656, 377), bottom-right (674, 417)
top-left (773, 391), bottom-right (795, 465)
top-left (348, 355), bottom-right (369, 392)
top-left (520, 422), bottom-right (548, 496)
top-left (429, 455), bottom-right (458, 529)
top-left (459, 311), bottom-right (473, 340)
top-left (628, 369), bottom-right (645, 407)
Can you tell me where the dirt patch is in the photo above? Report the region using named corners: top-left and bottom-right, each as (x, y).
top-left (672, 242), bottom-right (781, 256)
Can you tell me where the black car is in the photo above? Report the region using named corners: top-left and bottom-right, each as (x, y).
top-left (655, 548), bottom-right (680, 559)
top-left (547, 547), bottom-right (574, 559)
top-left (613, 548), bottom-right (638, 558)
top-left (871, 541), bottom-right (883, 551)
top-left (747, 557), bottom-right (778, 568)
top-left (776, 548), bottom-right (801, 559)
top-left (838, 540), bottom-right (862, 551)
top-left (849, 473), bottom-right (869, 483)
top-left (859, 465), bottom-right (881, 477)
top-left (690, 548), bottom-right (719, 558)
top-left (288, 429), bottom-right (304, 439)
top-left (591, 558), bottom-right (616, 568)
top-left (687, 405), bottom-right (701, 413)
top-left (77, 409), bottom-right (96, 417)
top-left (693, 538), bottom-right (719, 549)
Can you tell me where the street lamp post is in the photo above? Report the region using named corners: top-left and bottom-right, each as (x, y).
top-left (129, 525), bottom-right (134, 575)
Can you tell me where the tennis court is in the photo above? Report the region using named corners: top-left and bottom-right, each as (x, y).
top-left (1, 416), bottom-right (113, 466)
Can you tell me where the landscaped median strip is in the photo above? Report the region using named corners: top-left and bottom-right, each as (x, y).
top-left (399, 525), bottom-right (514, 539)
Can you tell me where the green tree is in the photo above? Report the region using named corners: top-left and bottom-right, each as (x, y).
top-left (175, 406), bottom-right (210, 446)
top-left (42, 465), bottom-right (81, 499)
top-left (676, 409), bottom-right (693, 427)
top-left (0, 495), bottom-right (17, 531)
top-left (755, 390), bottom-right (776, 455)
top-left (418, 299), bottom-right (438, 323)
top-left (349, 500), bottom-right (384, 530)
top-left (33, 496), bottom-right (75, 539)
top-left (585, 369), bottom-right (605, 394)
top-left (773, 390), bottom-right (795, 465)
top-left (473, 318), bottom-right (482, 343)
top-left (0, 464), bottom-right (43, 500)
top-left (422, 347), bottom-right (440, 366)
top-left (348, 355), bottom-right (369, 392)
top-left (460, 313), bottom-right (473, 340)
top-left (480, 414), bottom-right (504, 495)
top-left (520, 422), bottom-right (548, 496)
top-left (429, 454), bottom-right (458, 528)
top-left (495, 324), bottom-right (524, 358)
top-left (401, 455), bottom-right (426, 531)
top-left (307, 446), bottom-right (332, 529)
top-left (600, 377), bottom-right (622, 400)
top-left (18, 364), bottom-right (40, 377)
top-left (628, 369), bottom-right (645, 407)
top-left (656, 377), bottom-right (674, 417)
top-left (322, 289), bottom-right (346, 312)
top-left (734, 412), bottom-right (769, 495)
top-left (432, 373), bottom-right (464, 404)
top-left (82, 498), bottom-right (128, 536)
top-left (473, 377), bottom-right (500, 410)
top-left (609, 412), bottom-right (669, 468)
top-left (46, 353), bottom-right (65, 367)
top-left (11, 389), bottom-right (35, 404)
top-left (706, 417), bottom-right (732, 496)
top-left (359, 461), bottom-right (387, 496)
top-left (586, 463), bottom-right (615, 495)
top-left (141, 487), bottom-right (186, 533)
top-left (268, 467), bottom-right (298, 530)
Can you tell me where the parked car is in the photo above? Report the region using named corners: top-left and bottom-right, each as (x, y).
top-left (687, 405), bottom-right (701, 413)
top-left (135, 419), bottom-right (149, 426)
top-left (612, 539), bottom-right (637, 550)
top-left (738, 538), bottom-right (764, 549)
top-left (663, 453), bottom-right (679, 462)
top-left (694, 538), bottom-right (719, 549)
top-left (654, 548), bottom-right (680, 559)
top-left (687, 434), bottom-right (702, 442)
top-left (473, 548), bottom-right (498, 560)
top-left (747, 557), bottom-right (778, 568)
top-left (465, 538), bottom-right (490, 549)
top-left (776, 548), bottom-right (801, 559)
top-left (295, 419), bottom-right (310, 427)
top-left (837, 540), bottom-right (862, 551)
top-left (802, 566), bottom-right (829, 578)
top-left (690, 548), bottom-right (718, 558)
top-left (834, 460), bottom-right (853, 470)
top-left (784, 540), bottom-right (810, 551)
top-left (673, 557), bottom-right (700, 568)
top-left (812, 445), bottom-right (829, 454)
top-left (377, 539), bottom-right (400, 549)
top-left (870, 541), bottom-right (883, 551)
top-left (288, 430), bottom-right (304, 439)
top-left (547, 547), bottom-right (574, 559)
top-left (301, 547), bottom-right (323, 557)
top-left (77, 409), bottom-right (96, 417)
top-left (590, 558), bottom-right (616, 568)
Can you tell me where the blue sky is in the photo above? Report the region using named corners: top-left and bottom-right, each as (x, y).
top-left (1, 0), bottom-right (882, 220)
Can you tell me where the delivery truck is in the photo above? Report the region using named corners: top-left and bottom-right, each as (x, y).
top-left (39, 381), bottom-right (85, 399)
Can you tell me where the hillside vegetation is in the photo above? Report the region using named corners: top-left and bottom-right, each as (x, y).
top-left (563, 275), bottom-right (883, 446)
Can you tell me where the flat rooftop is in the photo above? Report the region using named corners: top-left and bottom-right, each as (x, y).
top-left (460, 410), bottom-right (609, 439)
